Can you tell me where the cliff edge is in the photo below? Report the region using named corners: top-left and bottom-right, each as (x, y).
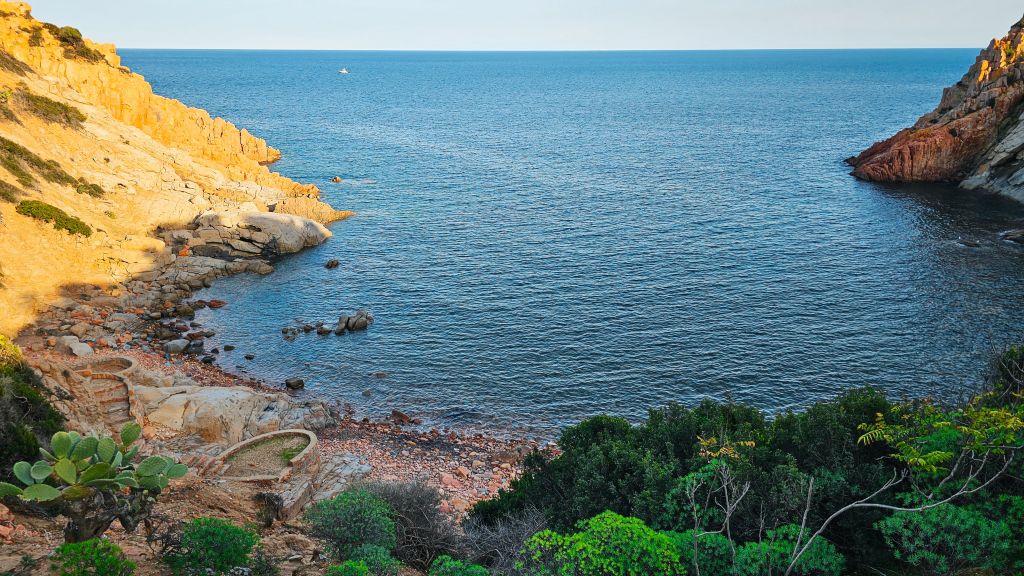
top-left (0, 2), bottom-right (351, 336)
top-left (848, 13), bottom-right (1024, 203)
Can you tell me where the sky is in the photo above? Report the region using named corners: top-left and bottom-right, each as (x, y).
top-left (25, 0), bottom-right (1024, 51)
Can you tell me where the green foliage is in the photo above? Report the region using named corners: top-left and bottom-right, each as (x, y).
top-left (520, 511), bottom-right (684, 576)
top-left (0, 336), bottom-right (63, 484)
top-left (1, 423), bottom-right (186, 542)
top-left (875, 504), bottom-right (1014, 575)
top-left (0, 179), bottom-right (19, 202)
top-left (304, 488), bottom-right (397, 560)
top-left (53, 26), bottom-right (103, 62)
top-left (50, 539), bottom-right (135, 576)
top-left (169, 517), bottom-right (258, 576)
top-left (15, 200), bottom-right (92, 237)
top-left (0, 50), bottom-right (31, 76)
top-left (350, 545), bottom-right (401, 576)
top-left (28, 28), bottom-right (43, 47)
top-left (428, 556), bottom-right (489, 576)
top-left (325, 562), bottom-right (370, 576)
top-left (733, 525), bottom-right (843, 576)
top-left (16, 90), bottom-right (86, 126)
top-left (56, 26), bottom-right (82, 44)
top-left (0, 135), bottom-right (79, 188)
top-left (663, 530), bottom-right (733, 576)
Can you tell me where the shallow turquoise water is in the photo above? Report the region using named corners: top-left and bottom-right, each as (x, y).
top-left (122, 49), bottom-right (1024, 435)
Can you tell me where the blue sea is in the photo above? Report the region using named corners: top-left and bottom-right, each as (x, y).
top-left (120, 49), bottom-right (1024, 436)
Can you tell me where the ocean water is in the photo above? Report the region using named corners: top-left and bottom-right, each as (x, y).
top-left (120, 49), bottom-right (1024, 436)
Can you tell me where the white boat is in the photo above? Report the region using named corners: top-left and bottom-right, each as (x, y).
top-left (339, 68), bottom-right (349, 74)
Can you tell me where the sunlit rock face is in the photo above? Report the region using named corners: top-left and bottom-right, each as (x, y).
top-left (849, 13), bottom-right (1024, 203)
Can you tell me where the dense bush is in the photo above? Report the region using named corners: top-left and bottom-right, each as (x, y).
top-left (325, 562), bottom-right (370, 576)
top-left (52, 25), bottom-right (104, 62)
top-left (875, 504), bottom-right (1014, 575)
top-left (168, 517), bottom-right (258, 575)
top-left (304, 488), bottom-right (397, 560)
top-left (50, 539), bottom-right (135, 576)
top-left (350, 544), bottom-right (400, 576)
top-left (16, 90), bottom-right (86, 126)
top-left (428, 556), bottom-right (490, 576)
top-left (0, 179), bottom-right (20, 202)
top-left (0, 50), bottom-right (32, 76)
top-left (0, 336), bottom-right (63, 484)
top-left (664, 530), bottom-right (733, 576)
top-left (732, 524), bottom-right (843, 576)
top-left (470, 342), bottom-right (1024, 575)
top-left (362, 481), bottom-right (461, 569)
top-left (519, 511), bottom-right (683, 576)
top-left (15, 200), bottom-right (92, 237)
top-left (0, 134), bottom-right (79, 188)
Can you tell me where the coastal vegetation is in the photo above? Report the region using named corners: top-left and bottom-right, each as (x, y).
top-left (15, 200), bottom-right (91, 236)
top-left (464, 346), bottom-right (1024, 575)
top-left (16, 88), bottom-right (86, 126)
top-left (0, 134), bottom-right (74, 187)
top-left (2, 330), bottom-right (1022, 574)
top-left (0, 179), bottom-right (19, 202)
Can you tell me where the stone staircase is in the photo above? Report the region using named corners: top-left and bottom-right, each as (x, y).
top-left (80, 378), bottom-right (134, 435)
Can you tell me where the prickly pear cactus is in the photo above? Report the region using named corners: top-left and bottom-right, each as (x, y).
top-left (0, 422), bottom-right (188, 542)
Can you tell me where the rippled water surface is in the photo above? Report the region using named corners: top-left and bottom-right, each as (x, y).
top-left (121, 49), bottom-right (1024, 435)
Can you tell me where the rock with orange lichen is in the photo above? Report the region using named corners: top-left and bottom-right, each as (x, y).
top-left (848, 13), bottom-right (1024, 203)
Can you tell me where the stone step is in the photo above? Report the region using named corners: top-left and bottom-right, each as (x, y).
top-left (105, 403), bottom-right (131, 414)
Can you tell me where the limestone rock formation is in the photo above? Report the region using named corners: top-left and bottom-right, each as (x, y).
top-left (848, 13), bottom-right (1024, 203)
top-left (0, 2), bottom-right (352, 335)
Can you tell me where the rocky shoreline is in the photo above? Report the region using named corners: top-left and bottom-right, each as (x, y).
top-left (13, 235), bottom-right (541, 521)
top-left (848, 12), bottom-right (1024, 204)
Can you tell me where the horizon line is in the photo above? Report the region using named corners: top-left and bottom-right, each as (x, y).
top-left (116, 46), bottom-right (984, 52)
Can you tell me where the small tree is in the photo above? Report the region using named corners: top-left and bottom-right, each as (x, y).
top-left (0, 423), bottom-right (188, 542)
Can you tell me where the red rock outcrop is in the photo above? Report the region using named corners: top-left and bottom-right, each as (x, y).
top-left (849, 13), bottom-right (1024, 202)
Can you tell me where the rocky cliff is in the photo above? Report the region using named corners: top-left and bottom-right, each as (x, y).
top-left (848, 13), bottom-right (1024, 203)
top-left (0, 2), bottom-right (351, 336)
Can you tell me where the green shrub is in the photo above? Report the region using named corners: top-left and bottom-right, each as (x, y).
top-left (0, 50), bottom-right (31, 76)
top-left (0, 135), bottom-right (79, 187)
top-left (350, 544), bottom-right (400, 576)
top-left (664, 530), bottom-right (733, 576)
top-left (0, 179), bottom-right (19, 202)
top-left (15, 200), bottom-right (92, 237)
top-left (304, 488), bottom-right (397, 560)
top-left (50, 539), bottom-right (135, 576)
top-left (56, 26), bottom-right (82, 44)
top-left (74, 179), bottom-right (104, 197)
top-left (875, 504), bottom-right (1014, 575)
top-left (325, 561), bottom-right (370, 576)
top-left (520, 511), bottom-right (684, 576)
top-left (17, 90), bottom-right (86, 126)
top-left (28, 28), bottom-right (44, 47)
top-left (362, 481), bottom-right (461, 569)
top-left (733, 525), bottom-right (843, 576)
top-left (0, 336), bottom-right (63, 484)
top-left (428, 556), bottom-right (489, 576)
top-left (53, 26), bottom-right (103, 62)
top-left (167, 518), bottom-right (258, 575)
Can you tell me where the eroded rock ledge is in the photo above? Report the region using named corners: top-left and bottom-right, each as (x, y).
top-left (848, 13), bottom-right (1024, 203)
top-left (0, 1), bottom-right (351, 335)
